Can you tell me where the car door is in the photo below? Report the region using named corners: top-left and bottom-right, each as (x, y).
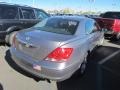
top-left (85, 20), bottom-right (99, 51)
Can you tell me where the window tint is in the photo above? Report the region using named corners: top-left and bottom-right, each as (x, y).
top-left (0, 6), bottom-right (18, 19)
top-left (86, 21), bottom-right (99, 34)
top-left (35, 9), bottom-right (49, 20)
top-left (34, 18), bottom-right (79, 35)
top-left (21, 8), bottom-right (35, 19)
top-left (85, 21), bottom-right (94, 34)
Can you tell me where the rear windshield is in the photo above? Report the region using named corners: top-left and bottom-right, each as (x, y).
top-left (34, 18), bottom-right (79, 35)
top-left (102, 12), bottom-right (120, 19)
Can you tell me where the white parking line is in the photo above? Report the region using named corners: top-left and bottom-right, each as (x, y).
top-left (99, 49), bottom-right (120, 64)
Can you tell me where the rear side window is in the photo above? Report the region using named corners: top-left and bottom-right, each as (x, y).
top-left (86, 21), bottom-right (94, 34)
top-left (85, 20), bottom-right (100, 34)
top-left (21, 8), bottom-right (35, 19)
top-left (35, 9), bottom-right (49, 20)
top-left (34, 18), bottom-right (79, 35)
top-left (0, 5), bottom-right (18, 19)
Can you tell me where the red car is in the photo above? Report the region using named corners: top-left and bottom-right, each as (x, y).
top-left (94, 12), bottom-right (120, 40)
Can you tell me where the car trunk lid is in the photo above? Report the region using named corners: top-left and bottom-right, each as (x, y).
top-left (15, 29), bottom-right (75, 60)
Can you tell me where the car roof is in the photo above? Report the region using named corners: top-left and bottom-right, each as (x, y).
top-left (50, 16), bottom-right (93, 22)
top-left (104, 11), bottom-right (120, 13)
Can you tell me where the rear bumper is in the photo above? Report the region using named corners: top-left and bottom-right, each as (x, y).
top-left (10, 47), bottom-right (80, 81)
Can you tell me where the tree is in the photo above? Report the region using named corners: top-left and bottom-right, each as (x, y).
top-left (62, 8), bottom-right (74, 14)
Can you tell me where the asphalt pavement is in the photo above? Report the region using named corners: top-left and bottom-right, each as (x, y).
top-left (0, 39), bottom-right (120, 90)
top-left (0, 46), bottom-right (57, 90)
top-left (57, 39), bottom-right (120, 90)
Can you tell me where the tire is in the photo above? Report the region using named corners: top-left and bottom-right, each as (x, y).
top-left (70, 53), bottom-right (89, 79)
top-left (5, 31), bottom-right (17, 46)
top-left (79, 55), bottom-right (88, 75)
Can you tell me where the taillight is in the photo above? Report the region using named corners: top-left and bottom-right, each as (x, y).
top-left (46, 47), bottom-right (73, 62)
top-left (112, 19), bottom-right (120, 33)
top-left (12, 33), bottom-right (17, 47)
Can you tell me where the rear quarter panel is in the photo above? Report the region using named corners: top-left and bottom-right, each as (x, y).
top-left (60, 36), bottom-right (89, 69)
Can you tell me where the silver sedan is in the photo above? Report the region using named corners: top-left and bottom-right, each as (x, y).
top-left (10, 16), bottom-right (104, 81)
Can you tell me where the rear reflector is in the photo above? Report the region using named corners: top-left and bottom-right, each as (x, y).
top-left (46, 47), bottom-right (73, 62)
top-left (33, 64), bottom-right (41, 71)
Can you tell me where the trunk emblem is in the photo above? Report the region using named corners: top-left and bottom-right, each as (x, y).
top-left (26, 36), bottom-right (30, 41)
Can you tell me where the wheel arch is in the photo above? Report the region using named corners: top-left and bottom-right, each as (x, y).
top-left (6, 26), bottom-right (23, 34)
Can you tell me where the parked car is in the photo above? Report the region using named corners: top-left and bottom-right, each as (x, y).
top-left (94, 12), bottom-right (120, 40)
top-left (10, 16), bottom-right (104, 81)
top-left (0, 2), bottom-right (49, 45)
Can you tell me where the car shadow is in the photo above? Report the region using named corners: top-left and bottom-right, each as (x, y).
top-left (4, 50), bottom-right (44, 82)
top-left (57, 46), bottom-right (120, 90)
top-left (0, 83), bottom-right (3, 90)
top-left (0, 43), bottom-right (6, 46)
top-left (108, 40), bottom-right (120, 46)
top-left (104, 35), bottom-right (120, 46)
top-left (4, 46), bottom-right (120, 90)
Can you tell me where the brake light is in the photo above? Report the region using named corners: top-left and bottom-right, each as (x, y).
top-left (12, 33), bottom-right (17, 47)
top-left (46, 47), bottom-right (73, 62)
top-left (112, 19), bottom-right (120, 33)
